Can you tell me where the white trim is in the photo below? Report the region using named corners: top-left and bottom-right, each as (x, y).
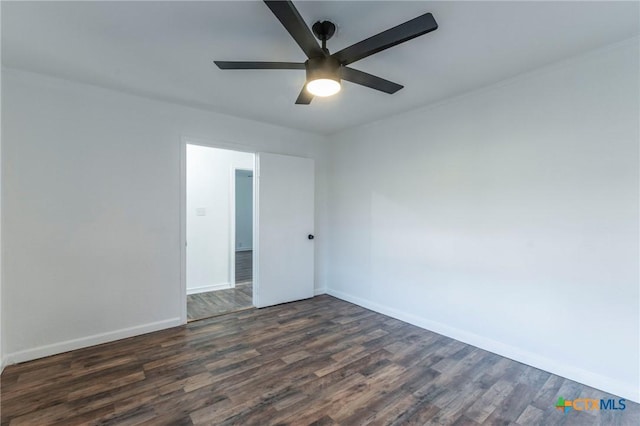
top-left (229, 165), bottom-right (236, 289)
top-left (186, 283), bottom-right (232, 295)
top-left (314, 287), bottom-right (327, 296)
top-left (230, 166), bottom-right (254, 286)
top-left (326, 288), bottom-right (640, 403)
top-left (179, 138), bottom-right (187, 324)
top-left (3, 317), bottom-right (182, 366)
top-left (253, 154), bottom-right (261, 308)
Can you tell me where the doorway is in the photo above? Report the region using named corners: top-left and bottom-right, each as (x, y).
top-left (234, 168), bottom-right (253, 286)
top-left (180, 140), bottom-right (316, 323)
top-left (185, 144), bottom-right (255, 321)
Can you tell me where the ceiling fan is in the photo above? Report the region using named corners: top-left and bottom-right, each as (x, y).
top-left (214, 0), bottom-right (438, 104)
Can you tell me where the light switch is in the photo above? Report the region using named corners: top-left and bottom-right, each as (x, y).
top-left (196, 208), bottom-right (206, 216)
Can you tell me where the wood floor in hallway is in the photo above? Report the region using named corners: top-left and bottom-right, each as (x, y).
top-left (187, 282), bottom-right (252, 321)
top-left (187, 250), bottom-right (253, 321)
top-left (234, 250), bottom-right (252, 283)
top-left (1, 295), bottom-right (637, 425)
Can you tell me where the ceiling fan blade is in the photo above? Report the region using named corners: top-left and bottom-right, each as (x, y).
top-left (295, 86), bottom-right (313, 104)
top-left (263, 1), bottom-right (325, 59)
top-left (341, 67), bottom-right (403, 94)
top-left (214, 61), bottom-right (305, 70)
top-left (333, 13), bottom-right (438, 66)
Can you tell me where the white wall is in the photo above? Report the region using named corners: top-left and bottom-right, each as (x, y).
top-left (186, 145), bottom-right (253, 294)
top-left (235, 169), bottom-right (253, 251)
top-left (1, 68), bottom-right (329, 363)
top-left (327, 38), bottom-right (639, 401)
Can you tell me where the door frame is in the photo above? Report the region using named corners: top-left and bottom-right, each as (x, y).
top-left (229, 166), bottom-right (254, 289)
top-left (180, 136), bottom-right (259, 324)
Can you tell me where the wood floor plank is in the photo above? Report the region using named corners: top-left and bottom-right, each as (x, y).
top-left (186, 251), bottom-right (253, 321)
top-left (2, 295), bottom-right (637, 425)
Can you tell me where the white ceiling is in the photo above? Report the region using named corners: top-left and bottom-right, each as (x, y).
top-left (2, 1), bottom-right (638, 135)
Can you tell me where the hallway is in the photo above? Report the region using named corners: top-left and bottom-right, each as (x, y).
top-left (187, 251), bottom-right (253, 321)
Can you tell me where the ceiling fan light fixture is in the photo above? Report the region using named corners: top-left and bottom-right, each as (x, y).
top-left (306, 78), bottom-right (341, 97)
top-left (305, 56), bottom-right (341, 97)
top-left (214, 1), bottom-right (438, 104)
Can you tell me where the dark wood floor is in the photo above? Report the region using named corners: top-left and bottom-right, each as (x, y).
top-left (1, 295), bottom-right (637, 425)
top-left (187, 251), bottom-right (253, 321)
top-left (235, 250), bottom-right (252, 283)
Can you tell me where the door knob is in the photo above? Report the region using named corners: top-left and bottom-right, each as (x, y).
top-left (308, 234), bottom-right (315, 240)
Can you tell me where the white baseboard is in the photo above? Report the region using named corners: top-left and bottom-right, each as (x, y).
top-left (326, 288), bottom-right (639, 403)
top-left (3, 317), bottom-right (182, 366)
top-left (187, 282), bottom-right (232, 295)
top-left (314, 287), bottom-right (327, 296)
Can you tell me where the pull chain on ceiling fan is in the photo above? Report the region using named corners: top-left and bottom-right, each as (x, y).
top-left (214, 0), bottom-right (438, 104)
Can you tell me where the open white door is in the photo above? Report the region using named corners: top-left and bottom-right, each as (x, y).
top-left (255, 152), bottom-right (314, 308)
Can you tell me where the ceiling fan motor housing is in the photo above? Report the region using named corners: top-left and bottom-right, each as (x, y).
top-left (312, 21), bottom-right (336, 42)
top-left (305, 56), bottom-right (341, 84)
